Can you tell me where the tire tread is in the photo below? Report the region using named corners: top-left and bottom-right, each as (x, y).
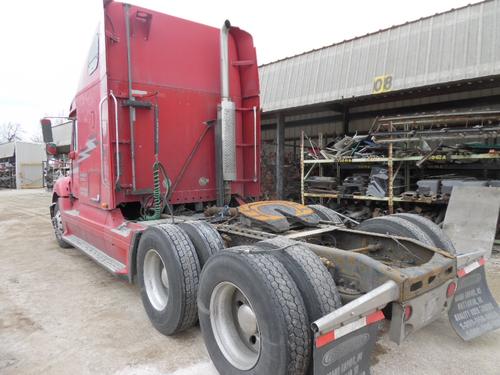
top-left (260, 237), bottom-right (342, 317)
top-left (394, 213), bottom-right (456, 253)
top-left (308, 204), bottom-right (344, 226)
top-left (242, 251), bottom-right (310, 375)
top-left (358, 216), bottom-right (434, 246)
top-left (178, 221), bottom-right (225, 266)
top-left (52, 202), bottom-right (72, 249)
top-left (155, 224), bottom-right (200, 332)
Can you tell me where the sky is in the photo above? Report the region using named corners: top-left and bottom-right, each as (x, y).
top-left (0, 0), bottom-right (475, 139)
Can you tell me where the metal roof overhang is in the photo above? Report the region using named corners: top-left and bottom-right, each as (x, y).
top-left (260, 0), bottom-right (500, 117)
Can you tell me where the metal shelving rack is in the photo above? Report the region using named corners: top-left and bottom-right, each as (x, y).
top-left (43, 159), bottom-right (71, 189)
top-left (300, 131), bottom-right (500, 214)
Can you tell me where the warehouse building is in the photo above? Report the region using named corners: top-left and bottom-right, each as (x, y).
top-left (260, 0), bottom-right (500, 201)
top-left (0, 141), bottom-right (46, 189)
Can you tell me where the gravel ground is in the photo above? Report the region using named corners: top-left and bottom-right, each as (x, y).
top-left (1, 189), bottom-right (499, 374)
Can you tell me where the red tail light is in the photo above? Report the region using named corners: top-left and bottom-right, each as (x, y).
top-left (446, 282), bottom-right (457, 298)
top-left (404, 305), bottom-right (412, 321)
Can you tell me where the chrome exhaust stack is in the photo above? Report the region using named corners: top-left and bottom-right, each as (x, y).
top-left (216, 20), bottom-right (237, 205)
top-left (220, 20), bottom-right (231, 102)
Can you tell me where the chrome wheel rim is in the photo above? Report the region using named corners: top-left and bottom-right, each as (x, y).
top-left (210, 282), bottom-right (261, 370)
top-left (144, 249), bottom-right (169, 311)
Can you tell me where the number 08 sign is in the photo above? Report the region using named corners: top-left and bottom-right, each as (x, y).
top-left (373, 74), bottom-right (393, 94)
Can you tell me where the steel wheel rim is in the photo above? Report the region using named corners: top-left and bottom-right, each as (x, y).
top-left (210, 282), bottom-right (261, 370)
top-left (53, 210), bottom-right (64, 240)
top-left (144, 249), bottom-right (169, 311)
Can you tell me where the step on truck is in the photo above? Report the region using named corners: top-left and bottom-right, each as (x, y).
top-left (41, 1), bottom-right (500, 374)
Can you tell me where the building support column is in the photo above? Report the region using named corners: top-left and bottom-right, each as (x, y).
top-left (276, 112), bottom-right (285, 199)
top-left (343, 107), bottom-right (350, 135)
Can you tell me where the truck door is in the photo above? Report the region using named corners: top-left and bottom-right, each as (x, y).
top-left (74, 26), bottom-right (113, 209)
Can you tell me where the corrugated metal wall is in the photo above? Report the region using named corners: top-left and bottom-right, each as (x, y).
top-left (14, 142), bottom-right (46, 189)
top-left (260, 0), bottom-right (500, 113)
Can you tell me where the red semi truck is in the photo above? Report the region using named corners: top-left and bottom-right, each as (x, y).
top-left (42, 1), bottom-right (500, 374)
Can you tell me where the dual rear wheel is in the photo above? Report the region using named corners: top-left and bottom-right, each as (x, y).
top-left (198, 241), bottom-right (341, 375)
top-left (137, 221), bottom-right (226, 335)
top-left (137, 224), bottom-right (201, 335)
top-left (137, 222), bottom-right (341, 375)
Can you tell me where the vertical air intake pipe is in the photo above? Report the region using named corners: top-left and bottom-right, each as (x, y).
top-left (216, 20), bottom-right (237, 205)
top-left (220, 20), bottom-right (231, 101)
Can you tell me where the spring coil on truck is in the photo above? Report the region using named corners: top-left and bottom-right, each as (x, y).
top-left (143, 103), bottom-right (173, 221)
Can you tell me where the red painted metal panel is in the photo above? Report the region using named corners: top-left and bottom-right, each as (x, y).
top-left (102, 2), bottom-right (260, 206)
top-left (55, 1), bottom-right (261, 271)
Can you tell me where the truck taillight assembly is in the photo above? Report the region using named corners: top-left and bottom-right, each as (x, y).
top-left (446, 282), bottom-right (457, 298)
top-left (404, 305), bottom-right (413, 321)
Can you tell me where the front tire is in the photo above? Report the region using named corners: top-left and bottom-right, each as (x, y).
top-left (137, 224), bottom-right (200, 335)
top-left (51, 201), bottom-right (72, 248)
top-left (198, 248), bottom-right (310, 375)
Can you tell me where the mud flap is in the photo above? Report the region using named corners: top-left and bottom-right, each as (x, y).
top-left (313, 311), bottom-right (384, 375)
top-left (448, 259), bottom-right (500, 341)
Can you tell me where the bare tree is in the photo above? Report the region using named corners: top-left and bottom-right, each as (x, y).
top-left (0, 122), bottom-right (24, 143)
top-left (30, 133), bottom-right (44, 143)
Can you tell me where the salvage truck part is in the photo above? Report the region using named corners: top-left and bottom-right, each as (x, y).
top-left (44, 2), bottom-right (500, 375)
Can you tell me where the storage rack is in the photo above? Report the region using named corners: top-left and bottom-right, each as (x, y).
top-left (0, 161), bottom-right (16, 189)
top-left (300, 113), bottom-right (500, 214)
top-left (43, 158), bottom-right (71, 189)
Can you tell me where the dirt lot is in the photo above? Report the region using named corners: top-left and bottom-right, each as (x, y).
top-left (1, 189), bottom-right (499, 375)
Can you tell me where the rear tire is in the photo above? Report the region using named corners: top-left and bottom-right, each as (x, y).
top-left (257, 237), bottom-right (342, 321)
top-left (198, 248), bottom-right (310, 375)
top-left (51, 201), bottom-right (72, 248)
top-left (394, 213), bottom-right (456, 253)
top-left (137, 224), bottom-right (200, 335)
top-left (178, 221), bottom-right (225, 267)
top-left (308, 204), bottom-right (344, 226)
top-left (356, 215), bottom-right (434, 246)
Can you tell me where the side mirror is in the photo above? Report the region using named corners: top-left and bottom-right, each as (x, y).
top-left (69, 151), bottom-right (76, 160)
top-left (40, 118), bottom-right (54, 143)
top-left (46, 143), bottom-right (57, 156)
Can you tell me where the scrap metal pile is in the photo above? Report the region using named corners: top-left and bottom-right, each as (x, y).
top-left (43, 158), bottom-right (70, 190)
top-left (261, 141), bottom-right (300, 200)
top-left (0, 161), bottom-right (15, 188)
top-left (303, 110), bottom-right (500, 223)
top-left (305, 110), bottom-right (500, 199)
